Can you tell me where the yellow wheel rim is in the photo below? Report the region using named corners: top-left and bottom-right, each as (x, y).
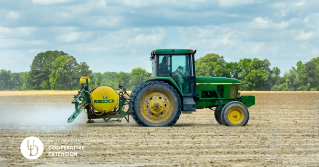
top-left (139, 90), bottom-right (174, 123)
top-left (228, 108), bottom-right (244, 124)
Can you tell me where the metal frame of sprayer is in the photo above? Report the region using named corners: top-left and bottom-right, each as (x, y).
top-left (67, 79), bottom-right (132, 123)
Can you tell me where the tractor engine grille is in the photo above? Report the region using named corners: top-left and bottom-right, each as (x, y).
top-left (230, 85), bottom-right (237, 99)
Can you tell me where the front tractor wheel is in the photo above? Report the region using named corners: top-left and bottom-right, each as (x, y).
top-left (221, 102), bottom-right (249, 126)
top-left (130, 81), bottom-right (181, 127)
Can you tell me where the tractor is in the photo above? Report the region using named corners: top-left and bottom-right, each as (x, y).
top-left (67, 49), bottom-right (255, 127)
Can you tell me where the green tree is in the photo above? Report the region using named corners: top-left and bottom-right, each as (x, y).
top-left (91, 72), bottom-right (102, 85)
top-left (102, 72), bottom-right (118, 88)
top-left (10, 72), bottom-right (25, 90)
top-left (49, 55), bottom-right (78, 90)
top-left (130, 67), bottom-right (151, 89)
top-left (309, 57), bottom-right (319, 90)
top-left (271, 66), bottom-right (281, 88)
top-left (271, 83), bottom-right (289, 91)
top-left (225, 62), bottom-right (239, 78)
top-left (91, 72), bottom-right (118, 88)
top-left (75, 62), bottom-right (93, 88)
top-left (0, 69), bottom-right (11, 90)
top-left (285, 67), bottom-right (298, 90)
top-left (115, 72), bottom-right (131, 88)
top-left (29, 50), bottom-right (67, 90)
top-left (104, 80), bottom-right (119, 88)
top-left (103, 72), bottom-right (117, 83)
top-left (76, 62), bottom-right (92, 77)
top-left (195, 53), bottom-right (227, 77)
top-left (93, 78), bottom-right (101, 88)
top-left (238, 58), bottom-right (272, 91)
top-left (305, 61), bottom-right (318, 90)
top-left (296, 61), bottom-right (307, 90)
top-left (22, 72), bottom-right (32, 90)
top-left (273, 66), bottom-right (281, 77)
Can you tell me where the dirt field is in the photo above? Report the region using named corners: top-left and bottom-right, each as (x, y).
top-left (0, 91), bottom-right (318, 166)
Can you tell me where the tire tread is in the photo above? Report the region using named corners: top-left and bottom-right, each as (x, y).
top-left (130, 80), bottom-right (181, 127)
top-left (221, 101), bottom-right (249, 126)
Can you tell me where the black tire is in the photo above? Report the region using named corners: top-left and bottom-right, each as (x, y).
top-left (130, 81), bottom-right (149, 97)
top-left (130, 81), bottom-right (181, 127)
top-left (221, 101), bottom-right (249, 126)
top-left (214, 105), bottom-right (224, 125)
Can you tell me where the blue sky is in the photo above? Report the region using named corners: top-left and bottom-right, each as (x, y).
top-left (0, 0), bottom-right (319, 76)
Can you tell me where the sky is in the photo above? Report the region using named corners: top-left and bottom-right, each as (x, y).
top-left (0, 0), bottom-right (319, 75)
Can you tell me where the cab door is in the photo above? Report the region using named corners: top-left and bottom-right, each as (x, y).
top-left (171, 55), bottom-right (191, 94)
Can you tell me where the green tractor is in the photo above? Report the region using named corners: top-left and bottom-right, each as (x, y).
top-left (68, 49), bottom-right (255, 127)
top-left (130, 49), bottom-right (255, 126)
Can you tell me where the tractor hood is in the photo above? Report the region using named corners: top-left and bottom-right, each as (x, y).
top-left (196, 77), bottom-right (240, 84)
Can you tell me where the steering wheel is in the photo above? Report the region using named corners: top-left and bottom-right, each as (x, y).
top-left (175, 66), bottom-right (183, 75)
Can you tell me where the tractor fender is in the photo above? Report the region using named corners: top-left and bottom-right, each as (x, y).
top-left (148, 77), bottom-right (183, 97)
top-left (240, 95), bottom-right (255, 108)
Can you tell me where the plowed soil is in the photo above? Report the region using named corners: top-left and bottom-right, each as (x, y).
top-left (0, 91), bottom-right (318, 166)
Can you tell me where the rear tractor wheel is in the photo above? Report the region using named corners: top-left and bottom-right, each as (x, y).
top-left (214, 105), bottom-right (224, 125)
top-left (130, 81), bottom-right (181, 127)
top-left (221, 101), bottom-right (249, 126)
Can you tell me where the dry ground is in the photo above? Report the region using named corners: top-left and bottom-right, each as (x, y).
top-left (0, 91), bottom-right (318, 166)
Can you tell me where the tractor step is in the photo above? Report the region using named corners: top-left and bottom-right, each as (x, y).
top-left (182, 96), bottom-right (196, 111)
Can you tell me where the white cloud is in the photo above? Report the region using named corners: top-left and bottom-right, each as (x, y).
top-left (299, 41), bottom-right (308, 48)
top-left (221, 32), bottom-right (235, 46)
top-left (56, 32), bottom-right (92, 43)
top-left (0, 27), bottom-right (36, 38)
top-left (0, 39), bottom-right (46, 49)
top-left (32, 0), bottom-right (73, 5)
top-left (251, 17), bottom-right (271, 29)
top-left (303, 13), bottom-right (319, 29)
top-left (6, 11), bottom-right (20, 19)
top-left (122, 0), bottom-right (150, 7)
top-left (295, 31), bottom-right (314, 40)
top-left (251, 42), bottom-right (264, 53)
top-left (59, 12), bottom-right (69, 17)
top-left (274, 9), bottom-right (289, 18)
top-left (218, 0), bottom-right (261, 7)
top-left (272, 2), bottom-right (287, 8)
top-left (295, 1), bottom-right (305, 6)
top-left (82, 27), bottom-right (168, 52)
top-left (93, 17), bottom-right (124, 28)
top-left (55, 27), bottom-right (169, 73)
top-left (127, 28), bottom-right (167, 48)
top-left (97, 0), bottom-right (106, 7)
top-left (249, 17), bottom-right (290, 30)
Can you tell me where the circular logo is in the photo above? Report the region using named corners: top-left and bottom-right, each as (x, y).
top-left (20, 137), bottom-right (44, 159)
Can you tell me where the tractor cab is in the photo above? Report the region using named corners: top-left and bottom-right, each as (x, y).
top-left (150, 49), bottom-right (197, 95)
top-left (150, 49), bottom-right (197, 111)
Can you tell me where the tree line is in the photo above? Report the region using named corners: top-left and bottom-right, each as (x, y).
top-left (0, 50), bottom-right (318, 91)
top-left (0, 51), bottom-right (93, 91)
top-left (0, 50), bottom-right (150, 91)
top-left (195, 53), bottom-right (319, 91)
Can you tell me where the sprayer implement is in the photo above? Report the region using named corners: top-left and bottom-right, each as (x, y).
top-left (68, 77), bottom-right (131, 123)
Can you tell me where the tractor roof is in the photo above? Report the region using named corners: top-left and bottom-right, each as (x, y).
top-left (152, 49), bottom-right (193, 54)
